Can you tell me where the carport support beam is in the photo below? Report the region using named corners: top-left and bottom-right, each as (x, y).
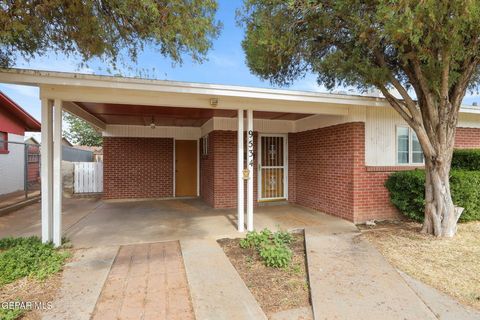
top-left (41, 99), bottom-right (53, 243)
top-left (53, 99), bottom-right (63, 247)
top-left (247, 109), bottom-right (254, 231)
top-left (237, 109), bottom-right (244, 232)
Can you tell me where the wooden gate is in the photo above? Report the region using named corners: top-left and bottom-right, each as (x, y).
top-left (74, 162), bottom-right (103, 193)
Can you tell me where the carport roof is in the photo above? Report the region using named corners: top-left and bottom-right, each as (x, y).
top-left (0, 68), bottom-right (479, 130)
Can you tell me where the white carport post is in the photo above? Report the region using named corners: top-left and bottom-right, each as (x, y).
top-left (41, 99), bottom-right (53, 243)
top-left (52, 99), bottom-right (63, 247)
top-left (246, 109), bottom-right (254, 231)
top-left (237, 109), bottom-right (245, 232)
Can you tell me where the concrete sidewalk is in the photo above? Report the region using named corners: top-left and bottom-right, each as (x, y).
top-left (181, 239), bottom-right (267, 320)
top-left (306, 227), bottom-right (434, 320)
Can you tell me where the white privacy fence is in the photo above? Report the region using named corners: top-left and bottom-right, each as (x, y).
top-left (74, 162), bottom-right (103, 193)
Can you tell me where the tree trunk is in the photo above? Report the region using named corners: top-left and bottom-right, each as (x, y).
top-left (421, 158), bottom-right (464, 237)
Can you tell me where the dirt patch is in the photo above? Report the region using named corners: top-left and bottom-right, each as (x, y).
top-left (362, 221), bottom-right (480, 310)
top-left (0, 250), bottom-right (72, 319)
top-left (218, 232), bottom-right (311, 317)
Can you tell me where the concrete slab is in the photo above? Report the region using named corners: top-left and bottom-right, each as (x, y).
top-left (42, 245), bottom-right (118, 320)
top-left (181, 239), bottom-right (267, 320)
top-left (61, 198), bottom-right (349, 248)
top-left (0, 197), bottom-right (101, 238)
top-left (270, 307), bottom-right (313, 320)
top-left (305, 228), bottom-right (436, 320)
top-left (399, 271), bottom-right (480, 320)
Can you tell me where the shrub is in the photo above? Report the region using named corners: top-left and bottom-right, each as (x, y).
top-left (452, 149), bottom-right (480, 171)
top-left (0, 236), bottom-right (71, 286)
top-left (239, 229), bottom-right (272, 249)
top-left (259, 244), bottom-right (292, 268)
top-left (0, 307), bottom-right (24, 320)
top-left (385, 170), bottom-right (480, 222)
top-left (385, 170), bottom-right (426, 222)
top-left (240, 229), bottom-right (294, 268)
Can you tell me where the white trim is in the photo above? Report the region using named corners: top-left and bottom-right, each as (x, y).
top-left (41, 99), bottom-right (53, 243)
top-left (173, 138), bottom-right (175, 197)
top-left (52, 99), bottom-right (62, 247)
top-left (0, 68), bottom-right (389, 107)
top-left (395, 125), bottom-right (425, 166)
top-left (258, 133), bottom-right (288, 201)
top-left (197, 139), bottom-right (200, 197)
top-left (247, 110), bottom-right (254, 231)
top-left (104, 125), bottom-right (201, 139)
top-left (237, 110), bottom-right (245, 232)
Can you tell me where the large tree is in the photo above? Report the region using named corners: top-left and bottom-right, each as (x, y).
top-left (63, 113), bottom-right (102, 146)
top-left (239, 1), bottom-right (480, 237)
top-left (0, 0), bottom-right (220, 68)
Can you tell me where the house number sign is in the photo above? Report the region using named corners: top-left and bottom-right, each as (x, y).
top-left (248, 130), bottom-right (254, 168)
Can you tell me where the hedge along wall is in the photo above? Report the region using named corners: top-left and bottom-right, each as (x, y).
top-left (385, 149), bottom-right (480, 222)
top-left (451, 149), bottom-right (480, 171)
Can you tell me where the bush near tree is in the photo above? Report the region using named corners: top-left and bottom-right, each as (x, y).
top-left (386, 149), bottom-right (480, 222)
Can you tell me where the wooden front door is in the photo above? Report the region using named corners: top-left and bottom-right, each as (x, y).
top-left (175, 140), bottom-right (197, 197)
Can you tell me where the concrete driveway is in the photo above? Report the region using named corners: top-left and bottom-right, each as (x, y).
top-left (0, 197), bottom-right (349, 247)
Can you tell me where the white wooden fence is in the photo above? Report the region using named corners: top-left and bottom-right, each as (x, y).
top-left (74, 162), bottom-right (103, 193)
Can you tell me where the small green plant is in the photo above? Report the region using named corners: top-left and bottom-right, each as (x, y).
top-left (240, 228), bottom-right (294, 268)
top-left (239, 229), bottom-right (272, 249)
top-left (0, 307), bottom-right (24, 320)
top-left (272, 230), bottom-right (293, 246)
top-left (259, 244), bottom-right (292, 268)
top-left (0, 236), bottom-right (71, 286)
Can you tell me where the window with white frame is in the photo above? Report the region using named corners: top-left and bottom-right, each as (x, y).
top-left (396, 126), bottom-right (424, 164)
top-left (201, 135), bottom-right (208, 156)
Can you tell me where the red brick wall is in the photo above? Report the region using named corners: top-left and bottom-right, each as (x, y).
top-left (103, 137), bottom-right (173, 199)
top-left (455, 127), bottom-right (480, 148)
top-left (352, 126), bottom-right (480, 223)
top-left (200, 130), bottom-right (258, 209)
top-left (293, 123), bottom-right (360, 221)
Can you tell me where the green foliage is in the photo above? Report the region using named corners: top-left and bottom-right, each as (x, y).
top-left (63, 113), bottom-right (102, 146)
top-left (0, 236), bottom-right (71, 286)
top-left (385, 170), bottom-right (480, 222)
top-left (259, 244), bottom-right (292, 268)
top-left (0, 0), bottom-right (221, 68)
top-left (238, 1), bottom-right (480, 92)
top-left (385, 170), bottom-right (426, 222)
top-left (0, 307), bottom-right (24, 320)
top-left (452, 149), bottom-right (480, 171)
top-left (239, 228), bottom-right (294, 268)
top-left (239, 229), bottom-right (272, 249)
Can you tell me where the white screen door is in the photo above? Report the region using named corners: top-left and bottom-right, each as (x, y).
top-left (258, 134), bottom-right (287, 200)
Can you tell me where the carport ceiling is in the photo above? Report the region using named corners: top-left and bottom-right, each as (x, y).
top-left (75, 102), bottom-right (312, 127)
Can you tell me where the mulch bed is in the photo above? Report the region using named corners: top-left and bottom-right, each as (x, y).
top-left (218, 232), bottom-right (311, 317)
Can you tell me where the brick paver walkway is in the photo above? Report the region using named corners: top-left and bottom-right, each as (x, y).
top-left (92, 241), bottom-right (195, 320)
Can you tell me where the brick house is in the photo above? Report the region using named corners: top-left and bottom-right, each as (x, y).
top-left (1, 69), bottom-right (480, 245)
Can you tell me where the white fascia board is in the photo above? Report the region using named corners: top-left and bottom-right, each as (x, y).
top-left (0, 68), bottom-right (386, 107)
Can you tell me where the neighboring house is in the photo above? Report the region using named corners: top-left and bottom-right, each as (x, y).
top-left (74, 146), bottom-right (103, 162)
top-left (0, 91), bottom-right (41, 195)
top-left (2, 69), bottom-right (480, 244)
top-left (25, 133), bottom-right (94, 162)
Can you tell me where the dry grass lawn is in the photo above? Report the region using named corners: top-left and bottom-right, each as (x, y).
top-left (362, 221), bottom-right (480, 310)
